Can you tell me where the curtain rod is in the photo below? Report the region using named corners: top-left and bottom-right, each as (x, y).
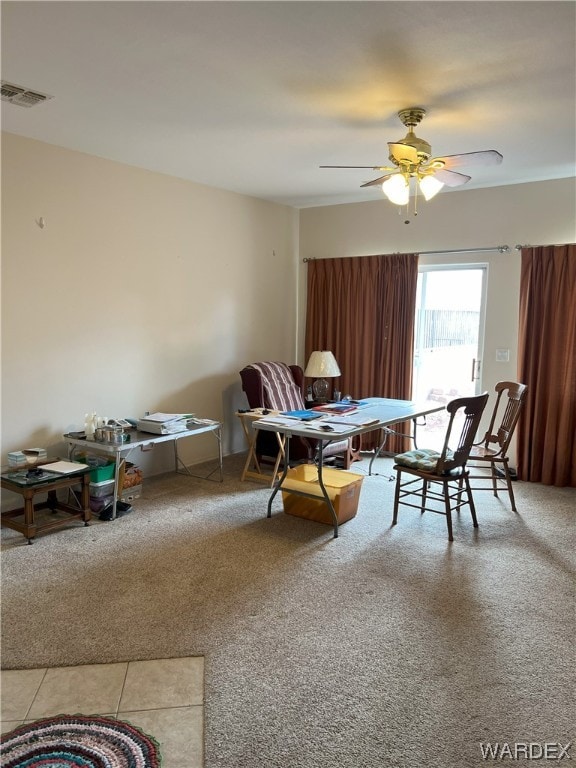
top-left (302, 245), bottom-right (513, 262)
top-left (302, 245), bottom-right (522, 264)
top-left (418, 245), bottom-right (511, 256)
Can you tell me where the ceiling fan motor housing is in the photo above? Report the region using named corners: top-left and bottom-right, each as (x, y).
top-left (392, 134), bottom-right (431, 162)
top-left (391, 107), bottom-right (431, 166)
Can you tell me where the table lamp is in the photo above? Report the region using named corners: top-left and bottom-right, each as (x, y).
top-left (304, 351), bottom-right (341, 403)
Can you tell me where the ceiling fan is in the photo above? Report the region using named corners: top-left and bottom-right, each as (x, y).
top-left (321, 107), bottom-right (503, 211)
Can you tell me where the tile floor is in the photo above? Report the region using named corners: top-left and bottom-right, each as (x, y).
top-left (0, 656), bottom-right (204, 767)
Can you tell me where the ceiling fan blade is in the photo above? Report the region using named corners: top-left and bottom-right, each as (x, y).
top-left (430, 150), bottom-right (503, 169)
top-left (363, 168), bottom-right (471, 189)
top-left (360, 174), bottom-right (395, 188)
top-left (320, 165), bottom-right (393, 170)
top-left (433, 169), bottom-right (472, 187)
top-left (388, 142), bottom-right (419, 164)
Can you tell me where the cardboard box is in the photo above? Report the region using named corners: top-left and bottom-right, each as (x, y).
top-left (122, 463), bottom-right (143, 489)
top-left (282, 465), bottom-right (363, 525)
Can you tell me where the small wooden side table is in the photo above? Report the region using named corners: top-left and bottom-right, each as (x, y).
top-left (1, 463), bottom-right (91, 544)
top-left (236, 410), bottom-right (286, 487)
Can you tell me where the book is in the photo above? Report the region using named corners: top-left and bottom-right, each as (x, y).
top-left (280, 410), bottom-right (324, 421)
top-left (311, 403), bottom-right (357, 415)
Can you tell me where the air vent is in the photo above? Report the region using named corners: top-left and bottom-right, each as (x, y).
top-left (1, 80), bottom-right (53, 108)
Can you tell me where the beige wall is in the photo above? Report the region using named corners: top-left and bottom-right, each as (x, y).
top-left (298, 178), bottom-right (576, 455)
top-left (1, 133), bottom-right (298, 477)
top-left (2, 132), bottom-right (574, 483)
top-left (299, 178), bottom-right (575, 260)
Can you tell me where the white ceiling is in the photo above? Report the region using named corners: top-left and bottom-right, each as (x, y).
top-left (1, 1), bottom-right (575, 208)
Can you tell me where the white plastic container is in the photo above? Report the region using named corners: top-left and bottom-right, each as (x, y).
top-left (89, 479), bottom-right (115, 498)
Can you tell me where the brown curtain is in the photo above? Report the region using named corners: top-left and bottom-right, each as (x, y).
top-left (517, 244), bottom-right (576, 486)
top-left (305, 253), bottom-right (418, 453)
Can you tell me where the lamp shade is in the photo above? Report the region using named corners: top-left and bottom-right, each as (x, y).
top-left (419, 175), bottom-right (445, 201)
top-left (382, 174), bottom-right (409, 206)
top-left (304, 351), bottom-right (341, 378)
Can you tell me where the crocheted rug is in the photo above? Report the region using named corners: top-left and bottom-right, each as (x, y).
top-left (0, 714), bottom-right (162, 767)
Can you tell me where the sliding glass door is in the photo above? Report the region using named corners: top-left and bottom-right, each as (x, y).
top-left (412, 266), bottom-right (487, 448)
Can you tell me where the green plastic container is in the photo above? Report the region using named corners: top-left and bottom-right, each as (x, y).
top-left (90, 463), bottom-right (115, 483)
top-left (74, 456), bottom-right (115, 483)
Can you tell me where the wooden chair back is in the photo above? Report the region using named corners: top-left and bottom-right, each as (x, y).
top-left (477, 381), bottom-right (528, 458)
top-left (436, 393), bottom-right (490, 474)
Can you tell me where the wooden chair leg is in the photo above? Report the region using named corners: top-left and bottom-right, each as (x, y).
top-left (421, 479), bottom-right (428, 514)
top-left (456, 475), bottom-right (465, 507)
top-left (501, 459), bottom-right (518, 512)
top-left (343, 440), bottom-right (352, 469)
top-left (392, 471), bottom-right (401, 525)
top-left (491, 461), bottom-right (499, 497)
top-left (464, 475), bottom-right (479, 528)
top-left (443, 480), bottom-right (453, 541)
top-left (347, 435), bottom-right (362, 467)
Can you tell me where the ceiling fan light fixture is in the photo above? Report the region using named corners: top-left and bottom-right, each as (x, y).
top-left (419, 175), bottom-right (445, 201)
top-left (321, 106), bottom-right (503, 211)
top-left (382, 174), bottom-right (409, 206)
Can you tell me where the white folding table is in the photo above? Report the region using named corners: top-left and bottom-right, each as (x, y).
top-left (65, 420), bottom-right (222, 520)
top-left (254, 397), bottom-right (443, 538)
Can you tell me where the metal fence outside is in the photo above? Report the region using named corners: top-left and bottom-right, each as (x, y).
top-left (416, 309), bottom-right (480, 349)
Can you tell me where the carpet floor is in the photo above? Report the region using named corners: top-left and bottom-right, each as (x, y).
top-left (1, 454), bottom-right (574, 768)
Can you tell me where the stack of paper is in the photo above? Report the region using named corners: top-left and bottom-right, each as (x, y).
top-left (7, 451), bottom-right (27, 467)
top-left (137, 412), bottom-right (191, 434)
top-left (140, 412), bottom-right (192, 423)
top-left (324, 414), bottom-right (380, 427)
top-left (42, 460), bottom-right (90, 474)
top-left (257, 416), bottom-right (356, 434)
top-left (257, 416), bottom-right (307, 428)
top-left (307, 422), bottom-right (357, 434)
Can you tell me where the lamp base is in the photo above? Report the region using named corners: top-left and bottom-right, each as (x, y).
top-left (312, 377), bottom-right (329, 403)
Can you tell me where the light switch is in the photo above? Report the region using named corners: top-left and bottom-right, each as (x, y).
top-left (496, 348), bottom-right (510, 363)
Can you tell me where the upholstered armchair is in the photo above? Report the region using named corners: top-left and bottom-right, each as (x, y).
top-left (239, 361), bottom-right (355, 469)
